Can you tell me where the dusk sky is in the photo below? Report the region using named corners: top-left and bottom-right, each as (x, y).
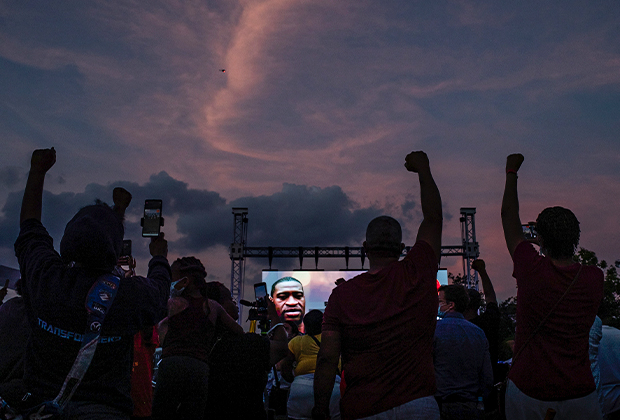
top-left (1, 1), bottom-right (619, 306)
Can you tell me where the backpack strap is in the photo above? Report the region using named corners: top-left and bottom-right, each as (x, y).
top-left (512, 265), bottom-right (583, 366)
top-left (51, 273), bottom-right (121, 409)
top-left (309, 335), bottom-right (321, 348)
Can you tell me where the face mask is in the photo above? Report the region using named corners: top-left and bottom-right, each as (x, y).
top-left (170, 277), bottom-right (188, 298)
top-left (437, 306), bottom-right (447, 319)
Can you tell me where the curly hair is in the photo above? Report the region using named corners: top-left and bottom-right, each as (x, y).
top-left (171, 257), bottom-right (207, 296)
top-left (536, 207), bottom-right (580, 259)
top-left (171, 256), bottom-right (207, 277)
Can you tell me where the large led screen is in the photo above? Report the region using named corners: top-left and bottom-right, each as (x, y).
top-left (437, 268), bottom-right (448, 288)
top-left (262, 270), bottom-right (365, 312)
top-left (262, 268), bottom-right (449, 313)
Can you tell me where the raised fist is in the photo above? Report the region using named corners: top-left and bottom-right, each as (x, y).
top-left (30, 148), bottom-right (56, 173)
top-left (471, 259), bottom-right (486, 272)
top-left (149, 232), bottom-right (168, 258)
top-left (404, 151), bottom-right (430, 173)
top-left (113, 187), bottom-right (132, 211)
top-left (506, 154), bottom-right (524, 173)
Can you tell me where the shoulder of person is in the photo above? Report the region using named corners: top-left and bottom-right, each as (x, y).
top-left (289, 334), bottom-right (304, 344)
top-left (465, 319), bottom-right (487, 335)
top-left (513, 240), bottom-right (537, 260)
top-left (123, 274), bottom-right (167, 294)
top-left (403, 239), bottom-right (439, 269)
top-left (583, 264), bottom-right (605, 279)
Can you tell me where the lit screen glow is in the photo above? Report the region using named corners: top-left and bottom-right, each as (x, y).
top-left (262, 270), bottom-right (365, 311)
top-left (262, 268), bottom-right (449, 311)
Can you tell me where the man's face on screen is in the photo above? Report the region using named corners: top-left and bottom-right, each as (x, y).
top-left (272, 280), bottom-right (306, 324)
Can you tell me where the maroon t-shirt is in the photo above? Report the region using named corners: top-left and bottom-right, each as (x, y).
top-left (509, 241), bottom-right (603, 401)
top-left (323, 240), bottom-right (438, 419)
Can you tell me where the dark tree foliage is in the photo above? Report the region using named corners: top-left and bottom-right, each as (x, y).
top-left (447, 272), bottom-right (466, 286)
top-left (496, 296), bottom-right (517, 361)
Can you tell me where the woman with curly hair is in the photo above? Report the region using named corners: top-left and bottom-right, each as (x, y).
top-left (501, 154), bottom-right (603, 420)
top-left (152, 257), bottom-right (243, 420)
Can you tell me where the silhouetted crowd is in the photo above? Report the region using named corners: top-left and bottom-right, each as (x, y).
top-left (0, 148), bottom-right (618, 420)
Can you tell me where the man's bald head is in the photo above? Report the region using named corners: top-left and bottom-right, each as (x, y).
top-left (365, 216), bottom-right (403, 258)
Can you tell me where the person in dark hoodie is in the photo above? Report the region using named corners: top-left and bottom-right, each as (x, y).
top-left (0, 279), bottom-right (29, 385)
top-left (10, 148), bottom-right (171, 419)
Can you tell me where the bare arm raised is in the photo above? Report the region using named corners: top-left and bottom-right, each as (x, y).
top-left (149, 232), bottom-right (168, 259)
top-left (20, 148), bottom-right (56, 224)
top-left (405, 151), bottom-right (443, 263)
top-left (471, 259), bottom-right (497, 304)
top-left (501, 154), bottom-right (525, 259)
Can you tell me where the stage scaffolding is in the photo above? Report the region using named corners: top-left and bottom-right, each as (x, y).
top-left (229, 207), bottom-right (479, 306)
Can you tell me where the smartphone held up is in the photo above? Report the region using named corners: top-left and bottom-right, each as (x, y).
top-left (522, 222), bottom-right (537, 241)
top-left (142, 199), bottom-right (164, 237)
top-left (119, 240), bottom-right (132, 271)
top-left (254, 282), bottom-right (269, 308)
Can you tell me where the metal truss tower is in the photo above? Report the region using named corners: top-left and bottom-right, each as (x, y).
top-left (229, 207), bottom-right (481, 305)
top-left (229, 207), bottom-right (248, 306)
top-left (460, 207), bottom-right (480, 289)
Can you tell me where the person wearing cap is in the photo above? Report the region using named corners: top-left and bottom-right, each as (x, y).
top-left (501, 153), bottom-right (603, 420)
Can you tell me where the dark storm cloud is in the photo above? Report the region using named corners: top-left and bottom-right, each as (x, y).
top-left (398, 195), bottom-right (452, 242)
top-left (401, 198), bottom-right (416, 218)
top-left (80, 172), bottom-right (229, 256)
top-left (231, 183), bottom-right (382, 247)
top-left (0, 192), bottom-right (21, 247)
top-left (0, 167), bottom-right (24, 188)
top-left (2, 0), bottom-right (618, 301)
top-left (0, 187), bottom-right (110, 248)
top-left (0, 173), bottom-right (384, 261)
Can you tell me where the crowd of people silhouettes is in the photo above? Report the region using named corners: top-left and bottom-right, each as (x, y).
top-left (0, 148), bottom-right (618, 420)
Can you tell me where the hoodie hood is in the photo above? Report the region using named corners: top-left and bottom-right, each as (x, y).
top-left (60, 204), bottom-right (124, 270)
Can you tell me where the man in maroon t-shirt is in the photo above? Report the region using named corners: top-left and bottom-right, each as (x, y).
top-left (501, 153), bottom-right (603, 420)
top-left (312, 151), bottom-right (442, 420)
